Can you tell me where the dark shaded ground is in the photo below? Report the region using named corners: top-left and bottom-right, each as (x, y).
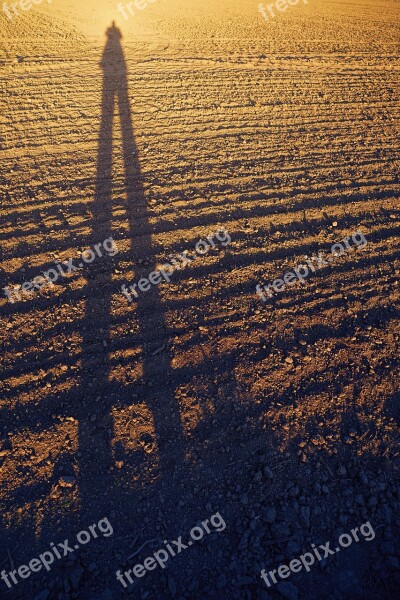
top-left (1, 16), bottom-right (400, 600)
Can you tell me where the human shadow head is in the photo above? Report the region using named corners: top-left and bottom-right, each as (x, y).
top-left (106, 20), bottom-right (122, 41)
top-left (101, 21), bottom-right (125, 72)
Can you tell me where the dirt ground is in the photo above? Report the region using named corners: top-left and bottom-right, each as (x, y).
top-left (0, 0), bottom-right (399, 598)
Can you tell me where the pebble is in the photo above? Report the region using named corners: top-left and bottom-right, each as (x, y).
top-left (59, 475), bottom-right (76, 488)
top-left (300, 506), bottom-right (310, 528)
top-left (381, 541), bottom-right (395, 556)
top-left (276, 581), bottom-right (299, 600)
top-left (263, 507), bottom-right (276, 523)
top-left (386, 556), bottom-right (400, 570)
top-left (69, 566), bottom-right (84, 590)
top-left (33, 592), bottom-right (50, 600)
top-left (264, 466), bottom-right (274, 479)
top-left (217, 573), bottom-right (227, 589)
top-left (168, 576), bottom-right (177, 597)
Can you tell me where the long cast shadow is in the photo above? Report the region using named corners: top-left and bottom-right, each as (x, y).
top-left (78, 22), bottom-right (185, 518)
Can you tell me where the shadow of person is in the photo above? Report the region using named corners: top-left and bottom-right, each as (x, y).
top-left (77, 22), bottom-right (185, 521)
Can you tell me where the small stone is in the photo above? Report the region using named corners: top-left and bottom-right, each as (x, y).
top-left (263, 507), bottom-right (276, 523)
top-left (217, 573), bottom-right (227, 589)
top-left (59, 475), bottom-right (76, 488)
top-left (257, 590), bottom-right (272, 600)
top-left (286, 540), bottom-right (301, 555)
top-left (264, 466), bottom-right (274, 479)
top-left (288, 485), bottom-right (299, 498)
top-left (300, 506), bottom-right (310, 528)
top-left (276, 581), bottom-right (299, 600)
top-left (381, 541), bottom-right (395, 555)
top-left (69, 566), bottom-right (84, 590)
top-left (33, 592), bottom-right (50, 600)
top-left (386, 556), bottom-right (400, 570)
top-left (168, 576), bottom-right (177, 597)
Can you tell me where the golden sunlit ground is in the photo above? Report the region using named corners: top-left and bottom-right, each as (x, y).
top-left (1, 0), bottom-right (399, 599)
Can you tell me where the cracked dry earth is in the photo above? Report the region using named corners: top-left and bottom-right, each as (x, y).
top-left (0, 0), bottom-right (399, 599)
